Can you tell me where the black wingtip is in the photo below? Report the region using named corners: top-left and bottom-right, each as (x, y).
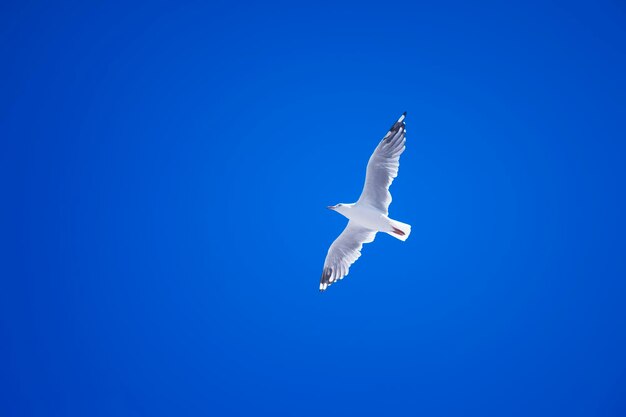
top-left (388, 113), bottom-right (406, 134)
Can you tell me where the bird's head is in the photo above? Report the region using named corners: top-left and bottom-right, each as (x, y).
top-left (327, 203), bottom-right (351, 214)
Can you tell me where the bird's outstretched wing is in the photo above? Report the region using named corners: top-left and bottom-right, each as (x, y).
top-left (357, 112), bottom-right (406, 215)
top-left (319, 222), bottom-right (377, 291)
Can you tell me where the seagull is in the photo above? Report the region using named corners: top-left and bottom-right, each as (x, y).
top-left (319, 112), bottom-right (411, 292)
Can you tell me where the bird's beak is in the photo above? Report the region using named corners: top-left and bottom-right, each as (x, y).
top-left (327, 205), bottom-right (335, 210)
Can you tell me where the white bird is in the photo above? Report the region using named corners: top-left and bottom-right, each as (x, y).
top-left (320, 112), bottom-right (411, 291)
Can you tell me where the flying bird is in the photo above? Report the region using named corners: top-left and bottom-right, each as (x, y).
top-left (320, 112), bottom-right (411, 291)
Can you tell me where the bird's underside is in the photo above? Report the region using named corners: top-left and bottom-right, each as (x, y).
top-left (319, 112), bottom-right (411, 292)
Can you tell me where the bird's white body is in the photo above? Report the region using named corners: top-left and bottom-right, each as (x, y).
top-left (332, 203), bottom-right (409, 240)
top-left (334, 204), bottom-right (386, 231)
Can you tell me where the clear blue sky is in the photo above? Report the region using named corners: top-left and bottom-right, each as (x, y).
top-left (2, 1), bottom-right (626, 416)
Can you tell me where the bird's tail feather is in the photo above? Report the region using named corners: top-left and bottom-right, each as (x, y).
top-left (387, 219), bottom-right (411, 241)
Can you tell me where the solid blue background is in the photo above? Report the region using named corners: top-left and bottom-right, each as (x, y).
top-left (2, 1), bottom-right (626, 416)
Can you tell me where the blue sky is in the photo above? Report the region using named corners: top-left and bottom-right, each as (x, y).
top-left (2, 1), bottom-right (626, 416)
